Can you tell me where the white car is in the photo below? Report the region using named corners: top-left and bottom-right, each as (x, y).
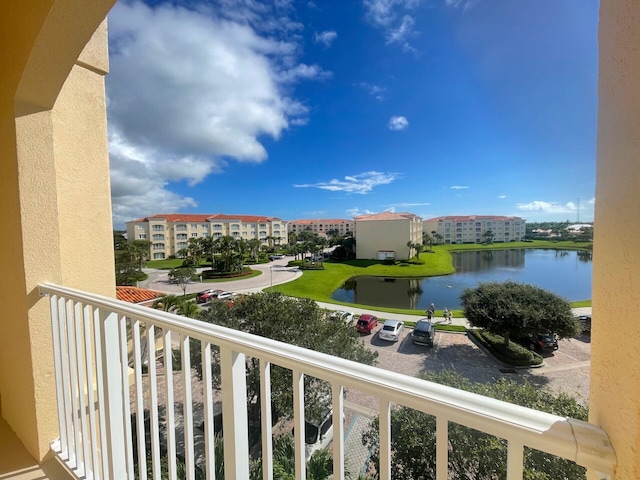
top-left (378, 319), bottom-right (404, 342)
top-left (329, 310), bottom-right (355, 324)
top-left (216, 291), bottom-right (236, 300)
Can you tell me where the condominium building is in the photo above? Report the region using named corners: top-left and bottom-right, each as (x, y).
top-left (287, 218), bottom-right (354, 237)
top-left (424, 215), bottom-right (526, 244)
top-left (127, 213), bottom-right (288, 259)
top-left (354, 212), bottom-right (423, 260)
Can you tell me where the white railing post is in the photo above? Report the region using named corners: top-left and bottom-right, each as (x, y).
top-left (292, 369), bottom-right (306, 480)
top-left (98, 309), bottom-right (127, 478)
top-left (220, 345), bottom-right (250, 480)
top-left (332, 384), bottom-right (345, 480)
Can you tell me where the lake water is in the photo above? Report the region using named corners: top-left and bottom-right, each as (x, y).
top-left (331, 249), bottom-right (592, 310)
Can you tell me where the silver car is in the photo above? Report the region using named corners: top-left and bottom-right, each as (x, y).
top-left (378, 319), bottom-right (404, 342)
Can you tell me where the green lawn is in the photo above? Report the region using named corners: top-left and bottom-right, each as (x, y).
top-left (269, 240), bottom-right (592, 315)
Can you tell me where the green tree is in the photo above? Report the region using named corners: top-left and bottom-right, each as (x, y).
top-left (483, 229), bottom-right (495, 244)
top-left (168, 266), bottom-right (196, 296)
top-left (192, 293), bottom-right (377, 439)
top-left (362, 370), bottom-right (588, 480)
top-left (460, 281), bottom-right (578, 346)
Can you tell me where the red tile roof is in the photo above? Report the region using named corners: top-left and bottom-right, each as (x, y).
top-left (355, 212), bottom-right (421, 221)
top-left (116, 286), bottom-right (164, 304)
top-left (129, 213), bottom-right (283, 223)
top-left (289, 219), bottom-right (352, 224)
top-left (424, 215), bottom-right (524, 222)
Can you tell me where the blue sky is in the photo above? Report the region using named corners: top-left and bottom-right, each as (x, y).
top-left (106, 0), bottom-right (599, 229)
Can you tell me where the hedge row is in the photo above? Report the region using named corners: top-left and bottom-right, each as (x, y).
top-left (469, 329), bottom-right (543, 366)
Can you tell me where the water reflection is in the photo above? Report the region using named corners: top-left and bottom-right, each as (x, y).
top-left (331, 249), bottom-right (592, 310)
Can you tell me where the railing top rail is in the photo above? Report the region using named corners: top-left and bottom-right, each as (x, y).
top-left (39, 283), bottom-right (615, 475)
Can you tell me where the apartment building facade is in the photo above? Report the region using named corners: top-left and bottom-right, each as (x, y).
top-left (424, 215), bottom-right (526, 244)
top-left (127, 213), bottom-right (288, 259)
top-left (287, 218), bottom-right (354, 237)
top-left (354, 212), bottom-right (423, 260)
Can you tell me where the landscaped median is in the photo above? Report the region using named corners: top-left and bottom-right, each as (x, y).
top-left (468, 329), bottom-right (543, 367)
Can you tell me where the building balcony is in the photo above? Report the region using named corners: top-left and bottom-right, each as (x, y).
top-left (32, 283), bottom-right (615, 480)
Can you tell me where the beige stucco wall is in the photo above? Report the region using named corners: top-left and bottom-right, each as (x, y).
top-left (0, 0), bottom-right (116, 461)
top-left (590, 1), bottom-right (640, 478)
top-left (356, 219), bottom-right (419, 259)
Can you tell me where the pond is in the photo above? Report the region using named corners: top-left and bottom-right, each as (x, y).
top-left (331, 249), bottom-right (592, 310)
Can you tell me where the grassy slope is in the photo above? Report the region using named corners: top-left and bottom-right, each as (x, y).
top-left (270, 240), bottom-right (592, 315)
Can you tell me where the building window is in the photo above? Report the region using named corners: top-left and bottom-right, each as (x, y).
top-left (153, 243), bottom-right (165, 250)
top-left (259, 231), bottom-right (266, 237)
top-left (177, 233), bottom-right (187, 240)
top-left (176, 224), bottom-right (187, 231)
top-left (232, 232), bottom-right (239, 237)
top-left (191, 224), bottom-right (198, 229)
top-left (191, 233), bottom-right (198, 237)
top-left (203, 233), bottom-right (209, 237)
top-left (177, 242), bottom-right (187, 248)
top-left (152, 234), bottom-right (164, 241)
top-left (138, 234), bottom-right (147, 239)
top-left (202, 224), bottom-right (208, 228)
top-left (137, 225), bottom-right (145, 230)
top-left (152, 225), bottom-right (164, 231)
top-left (153, 252), bottom-right (165, 259)
top-left (231, 224), bottom-right (240, 230)
top-left (213, 224), bottom-right (222, 230)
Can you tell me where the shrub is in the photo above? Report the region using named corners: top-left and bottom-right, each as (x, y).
top-left (469, 329), bottom-right (543, 366)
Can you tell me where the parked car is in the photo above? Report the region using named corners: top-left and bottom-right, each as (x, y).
top-left (269, 254), bottom-right (284, 260)
top-left (356, 314), bottom-right (378, 334)
top-left (412, 319), bottom-right (436, 346)
top-left (378, 319), bottom-right (404, 342)
top-left (515, 333), bottom-right (559, 352)
top-left (330, 310), bottom-right (355, 324)
top-left (577, 315), bottom-right (592, 334)
top-left (195, 289), bottom-right (224, 303)
top-left (216, 291), bottom-right (236, 300)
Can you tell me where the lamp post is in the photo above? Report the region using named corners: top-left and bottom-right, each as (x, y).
top-left (270, 266), bottom-right (273, 288)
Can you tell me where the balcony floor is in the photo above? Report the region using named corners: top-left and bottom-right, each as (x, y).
top-left (0, 414), bottom-right (68, 480)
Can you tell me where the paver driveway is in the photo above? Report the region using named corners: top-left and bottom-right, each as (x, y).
top-left (349, 325), bottom-right (591, 409)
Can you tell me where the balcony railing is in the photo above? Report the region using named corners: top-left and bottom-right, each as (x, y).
top-left (39, 283), bottom-right (615, 480)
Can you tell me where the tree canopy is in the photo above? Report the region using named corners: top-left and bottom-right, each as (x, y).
top-left (362, 370), bottom-right (588, 480)
top-left (460, 281), bottom-right (578, 344)
top-left (193, 292), bottom-right (378, 427)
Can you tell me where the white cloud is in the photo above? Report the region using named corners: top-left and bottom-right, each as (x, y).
top-left (346, 207), bottom-right (376, 217)
top-left (314, 30), bottom-right (338, 47)
top-left (278, 63), bottom-right (333, 83)
top-left (107, 1), bottom-right (321, 226)
top-left (359, 82), bottom-right (386, 100)
top-left (450, 185), bottom-right (469, 190)
top-left (498, 194), bottom-right (507, 199)
top-left (294, 171), bottom-right (400, 194)
top-left (388, 202), bottom-right (430, 207)
top-left (516, 200), bottom-right (576, 214)
top-left (388, 115), bottom-right (409, 130)
top-left (363, 0), bottom-right (420, 50)
top-left (445, 0), bottom-right (478, 12)
top-left (386, 15), bottom-right (415, 47)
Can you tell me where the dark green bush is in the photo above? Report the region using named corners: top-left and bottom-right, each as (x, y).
top-left (469, 329), bottom-right (543, 366)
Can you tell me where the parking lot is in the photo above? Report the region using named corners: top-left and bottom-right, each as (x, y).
top-left (347, 324), bottom-right (591, 410)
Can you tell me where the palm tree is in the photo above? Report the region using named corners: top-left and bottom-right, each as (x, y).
top-left (152, 294), bottom-right (183, 313)
top-left (214, 235), bottom-right (237, 272)
top-left (406, 240), bottom-right (414, 259)
top-left (483, 230), bottom-right (495, 244)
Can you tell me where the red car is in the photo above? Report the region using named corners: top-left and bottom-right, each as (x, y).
top-left (195, 289), bottom-right (224, 303)
top-left (356, 314), bottom-right (378, 334)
